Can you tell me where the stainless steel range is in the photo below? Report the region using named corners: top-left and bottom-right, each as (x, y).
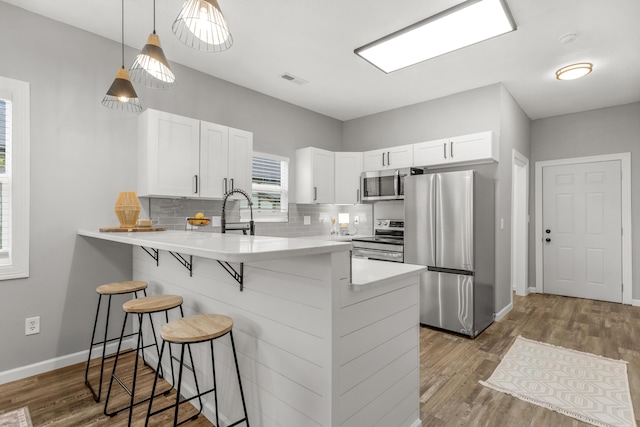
top-left (351, 219), bottom-right (404, 263)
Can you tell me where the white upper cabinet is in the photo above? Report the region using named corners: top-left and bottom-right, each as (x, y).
top-left (363, 144), bottom-right (413, 171)
top-left (296, 147), bottom-right (335, 204)
top-left (413, 131), bottom-right (497, 167)
top-left (138, 109), bottom-right (201, 197)
top-left (334, 152), bottom-right (363, 204)
top-left (138, 109), bottom-right (253, 199)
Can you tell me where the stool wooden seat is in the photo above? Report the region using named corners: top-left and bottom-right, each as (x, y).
top-left (123, 295), bottom-right (183, 314)
top-left (85, 281), bottom-right (148, 402)
top-left (161, 314), bottom-right (233, 343)
top-left (97, 280), bottom-right (148, 295)
top-left (105, 294), bottom-right (188, 426)
top-left (146, 314), bottom-right (249, 427)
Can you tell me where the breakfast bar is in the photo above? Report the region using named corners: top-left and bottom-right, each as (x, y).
top-left (78, 229), bottom-right (425, 427)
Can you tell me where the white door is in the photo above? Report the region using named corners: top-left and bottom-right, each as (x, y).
top-left (200, 121), bottom-right (228, 198)
top-left (542, 160), bottom-right (622, 302)
top-left (228, 127), bottom-right (253, 193)
top-left (334, 152), bottom-right (362, 204)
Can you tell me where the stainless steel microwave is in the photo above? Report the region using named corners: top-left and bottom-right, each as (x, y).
top-left (360, 168), bottom-right (423, 201)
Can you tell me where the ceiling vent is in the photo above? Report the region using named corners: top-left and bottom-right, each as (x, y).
top-left (280, 73), bottom-right (308, 86)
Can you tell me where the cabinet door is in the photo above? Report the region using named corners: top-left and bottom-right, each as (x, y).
top-left (413, 139), bottom-right (449, 166)
top-left (140, 109), bottom-right (200, 197)
top-left (363, 149), bottom-right (385, 171)
top-left (312, 148), bottom-right (335, 203)
top-left (334, 152), bottom-right (363, 204)
top-left (199, 121), bottom-right (229, 198)
top-left (449, 131), bottom-right (496, 164)
top-left (386, 144), bottom-right (413, 169)
top-left (227, 128), bottom-right (254, 194)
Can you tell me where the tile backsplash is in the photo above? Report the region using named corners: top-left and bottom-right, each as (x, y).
top-left (139, 197), bottom-right (374, 238)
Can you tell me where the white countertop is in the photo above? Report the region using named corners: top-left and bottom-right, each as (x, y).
top-left (350, 258), bottom-right (426, 287)
top-left (78, 229), bottom-right (351, 263)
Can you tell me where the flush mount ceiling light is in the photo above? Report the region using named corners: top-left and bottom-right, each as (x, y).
top-left (555, 62), bottom-right (593, 80)
top-left (102, 0), bottom-right (143, 112)
top-left (172, 0), bottom-right (233, 52)
top-left (355, 0), bottom-right (516, 73)
top-left (130, 0), bottom-right (176, 89)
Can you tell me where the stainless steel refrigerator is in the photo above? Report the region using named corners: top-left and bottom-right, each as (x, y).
top-left (404, 170), bottom-right (495, 338)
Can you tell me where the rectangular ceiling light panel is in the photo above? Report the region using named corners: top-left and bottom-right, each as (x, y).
top-left (355, 0), bottom-right (516, 73)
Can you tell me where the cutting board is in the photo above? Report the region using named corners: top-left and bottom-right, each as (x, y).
top-left (99, 226), bottom-right (167, 232)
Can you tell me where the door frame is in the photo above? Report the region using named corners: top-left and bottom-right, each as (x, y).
top-left (511, 149), bottom-right (529, 297)
top-left (535, 152), bottom-right (632, 304)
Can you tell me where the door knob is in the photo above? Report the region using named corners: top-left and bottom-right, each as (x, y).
top-left (545, 238), bottom-right (551, 242)
top-left (545, 229), bottom-right (551, 234)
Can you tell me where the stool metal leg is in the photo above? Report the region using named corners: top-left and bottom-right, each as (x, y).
top-left (229, 331), bottom-right (250, 427)
top-left (104, 311), bottom-right (129, 417)
top-left (84, 293), bottom-right (108, 401)
top-left (145, 340), bottom-right (166, 427)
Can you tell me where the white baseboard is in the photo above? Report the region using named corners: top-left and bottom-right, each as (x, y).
top-left (494, 302), bottom-right (513, 321)
top-left (633, 299), bottom-right (640, 307)
top-left (0, 339), bottom-right (133, 386)
top-left (411, 419), bottom-right (423, 427)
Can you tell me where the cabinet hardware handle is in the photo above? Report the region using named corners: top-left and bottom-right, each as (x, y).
top-left (387, 151), bottom-right (391, 165)
top-left (450, 141), bottom-right (454, 158)
top-left (230, 178), bottom-right (234, 190)
top-left (382, 152), bottom-right (386, 166)
top-left (444, 143), bottom-right (447, 159)
top-left (314, 187), bottom-right (318, 202)
top-left (193, 175), bottom-right (198, 194)
top-left (357, 189), bottom-right (360, 202)
top-left (223, 178), bottom-right (228, 194)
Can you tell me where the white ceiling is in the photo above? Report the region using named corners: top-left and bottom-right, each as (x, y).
top-left (4, 0), bottom-right (640, 121)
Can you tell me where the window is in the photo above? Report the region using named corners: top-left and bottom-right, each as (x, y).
top-left (240, 152), bottom-right (289, 222)
top-left (0, 76), bottom-right (30, 280)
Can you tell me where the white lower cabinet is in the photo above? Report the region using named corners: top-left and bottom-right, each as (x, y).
top-left (334, 152), bottom-right (363, 204)
top-left (296, 147), bottom-right (335, 204)
top-left (138, 109), bottom-right (253, 198)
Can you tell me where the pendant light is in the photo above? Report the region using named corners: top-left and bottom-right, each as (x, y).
top-left (102, 0), bottom-right (143, 112)
top-left (172, 0), bottom-right (233, 52)
top-left (130, 0), bottom-right (176, 89)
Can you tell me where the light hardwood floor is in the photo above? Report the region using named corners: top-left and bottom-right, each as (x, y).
top-left (0, 293), bottom-right (638, 426)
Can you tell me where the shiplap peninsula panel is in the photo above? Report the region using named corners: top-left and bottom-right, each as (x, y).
top-left (126, 243), bottom-right (422, 427)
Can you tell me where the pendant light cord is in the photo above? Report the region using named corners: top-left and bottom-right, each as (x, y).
top-left (153, 0), bottom-right (157, 34)
top-left (121, 0), bottom-right (125, 68)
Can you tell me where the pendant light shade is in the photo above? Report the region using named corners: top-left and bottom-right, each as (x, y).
top-left (130, 0), bottom-right (176, 89)
top-left (172, 0), bottom-right (233, 52)
top-left (102, 67), bottom-right (144, 112)
top-left (102, 0), bottom-right (143, 112)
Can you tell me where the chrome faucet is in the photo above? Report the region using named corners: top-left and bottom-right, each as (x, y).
top-left (221, 188), bottom-right (255, 235)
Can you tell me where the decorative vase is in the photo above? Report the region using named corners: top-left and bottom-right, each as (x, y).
top-left (114, 191), bottom-right (141, 228)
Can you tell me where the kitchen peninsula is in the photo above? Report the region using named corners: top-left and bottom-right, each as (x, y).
top-left (78, 229), bottom-right (425, 427)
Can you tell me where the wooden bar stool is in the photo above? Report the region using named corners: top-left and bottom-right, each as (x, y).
top-left (145, 314), bottom-right (250, 427)
top-left (84, 280), bottom-right (148, 402)
top-left (104, 294), bottom-right (189, 427)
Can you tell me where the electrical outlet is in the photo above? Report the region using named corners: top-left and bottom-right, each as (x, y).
top-left (303, 216), bottom-right (311, 225)
top-left (25, 316), bottom-right (40, 335)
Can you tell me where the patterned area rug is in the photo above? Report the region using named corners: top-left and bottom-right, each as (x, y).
top-left (0, 407), bottom-right (32, 427)
top-left (481, 336), bottom-right (636, 427)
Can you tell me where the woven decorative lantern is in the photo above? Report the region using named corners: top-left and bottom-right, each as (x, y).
top-left (114, 192), bottom-right (141, 228)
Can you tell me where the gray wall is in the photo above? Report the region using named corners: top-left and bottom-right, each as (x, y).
top-left (530, 101), bottom-right (640, 300)
top-left (0, 3), bottom-right (342, 373)
top-left (343, 84), bottom-right (532, 315)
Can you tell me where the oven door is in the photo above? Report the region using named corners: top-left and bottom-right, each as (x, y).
top-left (352, 246), bottom-right (404, 263)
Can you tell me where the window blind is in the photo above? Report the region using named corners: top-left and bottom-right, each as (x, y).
top-left (0, 98), bottom-right (11, 256)
top-left (240, 153), bottom-right (289, 222)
